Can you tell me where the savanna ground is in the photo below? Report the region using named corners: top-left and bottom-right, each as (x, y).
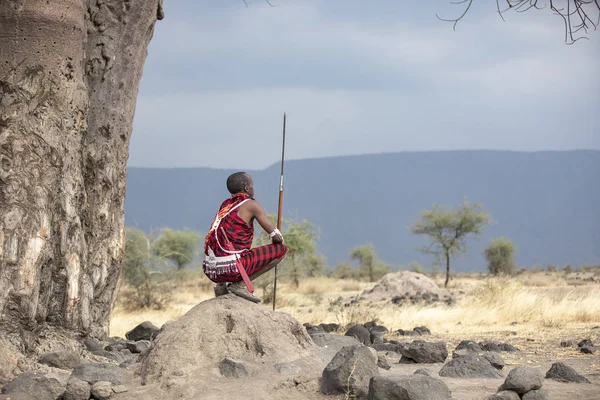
top-left (111, 268), bottom-right (600, 399)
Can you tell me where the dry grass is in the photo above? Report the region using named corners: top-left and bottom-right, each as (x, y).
top-left (110, 270), bottom-right (600, 339)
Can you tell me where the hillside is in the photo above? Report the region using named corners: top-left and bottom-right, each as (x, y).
top-left (124, 150), bottom-right (600, 271)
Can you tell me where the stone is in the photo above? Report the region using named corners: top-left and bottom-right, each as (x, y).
top-left (499, 343), bottom-right (519, 352)
top-left (480, 341), bottom-right (502, 352)
top-left (545, 362), bottom-right (591, 383)
top-left (501, 367), bottom-right (544, 395)
top-left (453, 349), bottom-right (504, 370)
top-left (439, 354), bottom-right (503, 379)
top-left (112, 385), bottom-right (128, 393)
top-left (64, 377), bottom-right (91, 400)
top-left (371, 343), bottom-right (404, 353)
top-left (71, 363), bottom-right (124, 385)
top-left (455, 340), bottom-right (483, 353)
top-left (367, 375), bottom-right (451, 400)
top-left (219, 358), bottom-right (249, 378)
top-left (274, 362), bottom-right (301, 374)
top-left (412, 326), bottom-right (431, 336)
top-left (578, 339), bottom-right (593, 348)
top-left (377, 354), bottom-right (391, 370)
top-left (84, 338), bottom-right (105, 352)
top-left (399, 341), bottom-right (448, 364)
top-left (91, 350), bottom-right (126, 364)
top-left (125, 321), bottom-right (160, 341)
top-left (311, 332), bottom-right (361, 365)
top-left (319, 323), bottom-right (340, 333)
top-left (91, 381), bottom-right (112, 400)
top-left (1, 371), bottom-right (67, 400)
top-left (371, 330), bottom-right (386, 345)
top-left (560, 339), bottom-right (578, 347)
top-left (579, 345), bottom-right (596, 354)
top-left (345, 324), bottom-right (372, 345)
top-left (413, 368), bottom-right (433, 377)
top-left (521, 388), bottom-right (549, 400)
top-left (321, 345), bottom-right (379, 398)
top-left (125, 340), bottom-right (151, 354)
top-left (39, 351), bottom-right (81, 370)
top-left (488, 390), bottom-right (520, 400)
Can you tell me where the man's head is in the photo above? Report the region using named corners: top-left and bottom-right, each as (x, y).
top-left (226, 172), bottom-right (254, 198)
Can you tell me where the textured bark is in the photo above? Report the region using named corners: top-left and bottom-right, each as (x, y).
top-left (0, 0), bottom-right (162, 344)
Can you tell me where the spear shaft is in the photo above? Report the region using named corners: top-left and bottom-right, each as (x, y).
top-left (273, 112), bottom-right (286, 311)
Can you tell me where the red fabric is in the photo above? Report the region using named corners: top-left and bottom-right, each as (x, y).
top-left (204, 193), bottom-right (254, 256)
top-left (208, 243), bottom-right (288, 283)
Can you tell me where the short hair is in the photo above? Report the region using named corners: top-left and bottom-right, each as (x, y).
top-left (226, 172), bottom-right (250, 194)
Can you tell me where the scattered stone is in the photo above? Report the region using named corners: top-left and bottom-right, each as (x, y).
top-left (499, 343), bottom-right (520, 352)
top-left (439, 354), bottom-right (503, 379)
top-left (1, 371), bottom-right (67, 400)
top-left (360, 271), bottom-right (452, 304)
top-left (413, 327), bottom-right (431, 336)
top-left (39, 350), bottom-right (81, 370)
top-left (488, 390), bottom-right (520, 400)
top-left (399, 341), bottom-right (448, 364)
top-left (371, 343), bottom-right (404, 353)
top-left (125, 321), bottom-right (160, 341)
top-left (455, 340), bottom-right (483, 353)
top-left (321, 345), bottom-right (379, 398)
top-left (560, 339), bottom-right (578, 347)
top-left (91, 381), bottom-right (112, 400)
top-left (219, 358), bottom-right (249, 378)
top-left (119, 359), bottom-right (138, 369)
top-left (303, 323), bottom-right (323, 334)
top-left (377, 354), bottom-right (391, 370)
top-left (345, 324), bottom-right (372, 345)
top-left (64, 377), bottom-right (91, 400)
top-left (367, 375), bottom-right (451, 400)
top-left (84, 338), bottom-right (105, 353)
top-left (545, 362), bottom-right (591, 383)
top-left (112, 385), bottom-right (128, 394)
top-left (452, 349), bottom-right (504, 370)
top-left (521, 388), bottom-right (549, 400)
top-left (311, 332), bottom-right (361, 365)
top-left (71, 363), bottom-right (124, 385)
top-left (126, 340), bottom-right (151, 354)
top-left (319, 323), bottom-right (340, 333)
top-left (500, 367), bottom-right (544, 395)
top-left (274, 362), bottom-right (301, 374)
top-left (104, 343), bottom-right (126, 352)
top-left (578, 339), bottom-right (593, 348)
top-left (91, 350), bottom-right (126, 364)
top-left (413, 368), bottom-right (433, 377)
top-left (480, 341), bottom-right (502, 352)
top-left (579, 345), bottom-right (596, 354)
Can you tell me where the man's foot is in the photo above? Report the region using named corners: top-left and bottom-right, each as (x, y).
top-left (214, 282), bottom-right (228, 297)
top-left (227, 282), bottom-right (261, 303)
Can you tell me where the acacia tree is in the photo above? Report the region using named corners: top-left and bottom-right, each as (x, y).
top-left (152, 228), bottom-right (200, 270)
top-left (484, 237), bottom-right (517, 275)
top-left (410, 200), bottom-right (492, 287)
top-left (0, 0), bottom-right (164, 340)
top-left (349, 243), bottom-right (391, 282)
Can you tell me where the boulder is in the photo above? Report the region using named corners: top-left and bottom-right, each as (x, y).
top-left (91, 381), bottom-right (112, 400)
top-left (377, 354), bottom-right (391, 370)
top-left (319, 323), bottom-right (340, 333)
top-left (0, 339), bottom-right (20, 385)
top-left (521, 388), bottom-right (549, 400)
top-left (360, 271), bottom-right (452, 303)
top-left (399, 341), bottom-right (448, 364)
top-left (39, 351), bottom-right (81, 370)
top-left (488, 390), bottom-right (520, 400)
top-left (455, 340), bottom-right (483, 353)
top-left (71, 363), bottom-right (124, 385)
top-left (367, 375), bottom-right (451, 400)
top-left (311, 332), bottom-right (361, 365)
top-left (63, 377), bottom-right (91, 400)
top-left (321, 345), bottom-right (379, 398)
top-left (560, 339), bottom-right (578, 347)
top-left (500, 367), bottom-right (544, 395)
top-left (545, 362), bottom-right (591, 383)
top-left (345, 324), bottom-right (372, 345)
top-left (452, 349), bottom-right (504, 370)
top-left (1, 371), bottom-right (67, 400)
top-left (413, 368), bottom-right (433, 377)
top-left (125, 321), bottom-right (160, 341)
top-left (125, 340), bottom-right (151, 354)
top-left (219, 358), bottom-right (249, 378)
top-left (83, 338), bottom-right (105, 353)
top-left (439, 354), bottom-right (503, 379)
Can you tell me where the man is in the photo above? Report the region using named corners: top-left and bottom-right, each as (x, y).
top-left (203, 172), bottom-right (288, 303)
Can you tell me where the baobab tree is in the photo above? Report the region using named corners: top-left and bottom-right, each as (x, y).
top-left (0, 0), bottom-right (597, 347)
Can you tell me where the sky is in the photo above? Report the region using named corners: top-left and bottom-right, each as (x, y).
top-left (128, 0), bottom-right (600, 170)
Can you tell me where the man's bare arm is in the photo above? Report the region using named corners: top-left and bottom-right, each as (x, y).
top-left (247, 200), bottom-right (283, 244)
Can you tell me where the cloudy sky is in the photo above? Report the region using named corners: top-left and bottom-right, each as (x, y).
top-left (129, 0), bottom-right (600, 170)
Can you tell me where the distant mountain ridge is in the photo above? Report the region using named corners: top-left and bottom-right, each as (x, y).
top-left (124, 150), bottom-right (600, 271)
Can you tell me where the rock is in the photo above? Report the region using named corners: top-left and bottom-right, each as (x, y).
top-left (83, 338), bottom-right (105, 353)
top-left (0, 339), bottom-right (20, 385)
top-left (452, 349), bottom-right (504, 370)
top-left (64, 377), bottom-right (91, 400)
top-left (321, 345), bottom-right (379, 398)
top-left (371, 330), bottom-right (385, 345)
top-left (361, 271), bottom-right (452, 304)
top-left (377, 354), bottom-right (391, 370)
top-left (319, 323), bottom-right (340, 333)
top-left (545, 362), bottom-right (591, 383)
top-left (125, 321), bottom-right (160, 341)
top-left (499, 343), bottom-right (519, 352)
top-left (413, 368), bottom-right (433, 377)
top-left (91, 381), bottom-right (112, 400)
top-left (304, 323), bottom-right (323, 334)
top-left (39, 351), bottom-right (81, 370)
top-left (371, 343), bottom-right (404, 353)
top-left (367, 375), bottom-right (451, 400)
top-left (413, 327), bottom-right (431, 336)
top-left (522, 388), bottom-right (549, 400)
top-left (480, 341), bottom-right (502, 352)
top-left (345, 324), bottom-right (372, 345)
top-left (311, 333), bottom-right (361, 365)
top-left (119, 359), bottom-right (138, 369)
top-left (578, 339), bottom-right (593, 348)
top-left (274, 362), bottom-right (301, 374)
top-left (579, 345), bottom-right (596, 354)
top-left (399, 341), bottom-right (448, 364)
top-left (560, 339), bottom-right (578, 347)
top-left (1, 371), bottom-right (67, 400)
top-left (455, 340), bottom-right (483, 353)
top-left (488, 390), bottom-right (520, 400)
top-left (112, 385), bottom-right (128, 394)
top-left (219, 358), bottom-right (249, 378)
top-left (439, 354), bottom-right (503, 379)
top-left (71, 363), bottom-right (124, 385)
top-left (501, 367), bottom-right (544, 395)
top-left (125, 340), bottom-right (151, 354)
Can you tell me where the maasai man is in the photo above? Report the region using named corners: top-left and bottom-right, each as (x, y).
top-left (203, 172), bottom-right (288, 303)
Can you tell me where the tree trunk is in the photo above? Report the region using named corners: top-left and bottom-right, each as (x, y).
top-left (444, 252), bottom-right (450, 288)
top-left (0, 0), bottom-right (163, 342)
